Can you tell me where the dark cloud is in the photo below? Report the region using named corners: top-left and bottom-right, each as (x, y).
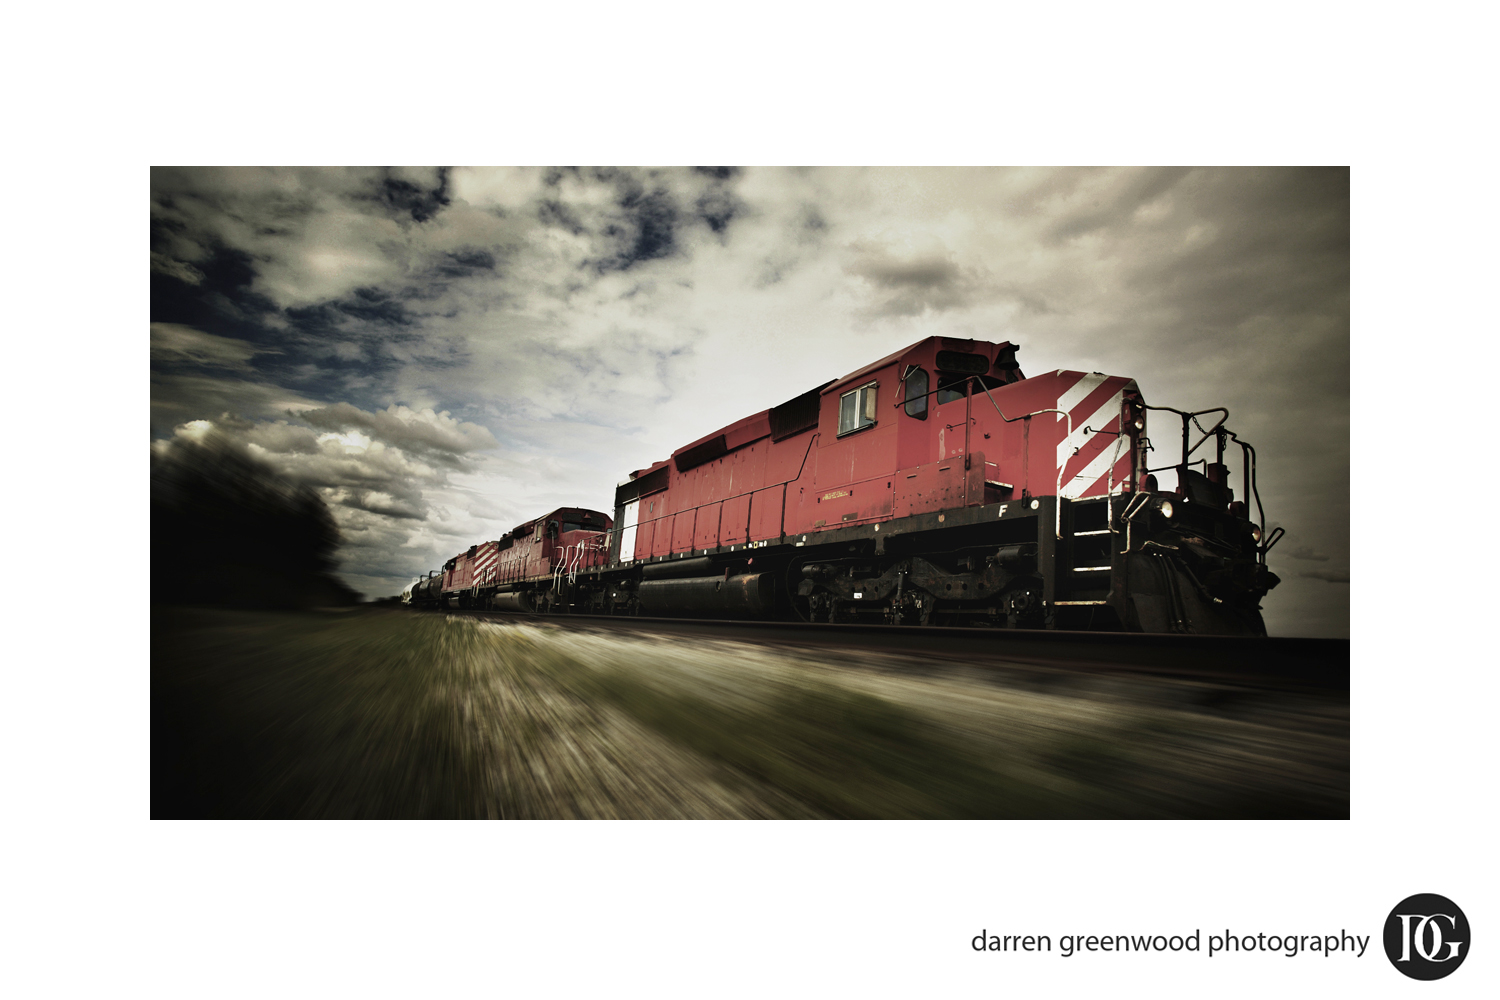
top-left (370, 166), bottom-right (452, 223)
top-left (241, 420), bottom-right (322, 455)
top-left (693, 168), bottom-right (744, 235)
top-left (846, 242), bottom-right (973, 317)
top-left (696, 187), bottom-right (739, 234)
top-left (538, 198), bottom-right (587, 235)
top-left (597, 186), bottom-right (680, 271)
top-left (150, 323), bottom-right (267, 372)
top-left (855, 254), bottom-right (963, 291)
top-left (325, 487), bottom-right (428, 521)
top-left (1118, 168), bottom-right (1348, 320)
top-left (150, 251), bottom-right (205, 286)
top-left (330, 287), bottom-right (417, 328)
top-left (151, 374), bottom-right (320, 438)
top-left (150, 243), bottom-right (277, 333)
top-left (542, 166), bottom-right (582, 187)
top-left (436, 248), bottom-right (497, 276)
top-left (293, 401), bottom-right (498, 463)
top-left (1299, 569), bottom-right (1349, 583)
top-left (1045, 166), bottom-right (1193, 243)
top-left (277, 293), bottom-right (419, 348)
top-left (539, 167), bottom-right (747, 271)
top-left (1288, 545), bottom-right (1331, 561)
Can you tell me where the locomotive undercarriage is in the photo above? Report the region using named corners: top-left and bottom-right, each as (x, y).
top-left (795, 549), bottom-right (1047, 628)
top-left (772, 496), bottom-right (1271, 634)
top-left (460, 493), bottom-right (1278, 636)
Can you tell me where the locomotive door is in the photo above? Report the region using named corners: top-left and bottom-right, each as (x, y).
top-left (934, 374), bottom-right (971, 463)
top-left (619, 500), bottom-right (639, 562)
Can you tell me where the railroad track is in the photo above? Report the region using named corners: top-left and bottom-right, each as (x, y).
top-left (425, 608), bottom-right (1349, 694)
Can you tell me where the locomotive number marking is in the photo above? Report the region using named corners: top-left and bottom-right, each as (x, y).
top-left (822, 490), bottom-right (849, 501)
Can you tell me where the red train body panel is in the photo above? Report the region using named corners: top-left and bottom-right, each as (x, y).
top-left (616, 338), bottom-right (1144, 560)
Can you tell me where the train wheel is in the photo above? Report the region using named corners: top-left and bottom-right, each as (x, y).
top-left (1003, 585), bottom-right (1043, 629)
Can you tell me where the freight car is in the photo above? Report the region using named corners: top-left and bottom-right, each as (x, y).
top-left (416, 335), bottom-right (1281, 635)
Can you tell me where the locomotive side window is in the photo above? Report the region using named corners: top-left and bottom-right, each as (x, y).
top-left (904, 367), bottom-right (929, 419)
top-left (838, 381), bottom-right (879, 436)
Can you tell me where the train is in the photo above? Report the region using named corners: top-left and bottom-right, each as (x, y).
top-left (403, 335), bottom-right (1283, 635)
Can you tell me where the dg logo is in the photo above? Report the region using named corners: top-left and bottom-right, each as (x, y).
top-left (1384, 894), bottom-right (1470, 981)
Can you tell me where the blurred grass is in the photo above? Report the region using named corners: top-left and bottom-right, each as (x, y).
top-left (529, 650), bottom-right (1061, 819)
top-left (153, 607), bottom-right (1347, 819)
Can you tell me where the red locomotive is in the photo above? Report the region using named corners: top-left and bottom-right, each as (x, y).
top-left (405, 507), bottom-right (613, 613)
top-left (407, 336), bottom-right (1280, 634)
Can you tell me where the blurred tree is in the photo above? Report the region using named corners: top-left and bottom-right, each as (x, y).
top-left (151, 431), bottom-right (362, 607)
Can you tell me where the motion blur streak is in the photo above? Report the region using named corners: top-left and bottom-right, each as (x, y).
top-left (152, 610), bottom-right (1347, 819)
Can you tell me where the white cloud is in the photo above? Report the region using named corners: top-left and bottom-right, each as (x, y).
top-left (294, 402), bottom-right (498, 461)
top-left (150, 323), bottom-right (267, 371)
top-left (150, 251), bottom-right (204, 285)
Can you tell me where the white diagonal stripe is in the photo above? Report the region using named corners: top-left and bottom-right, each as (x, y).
top-left (1062, 421), bottom-right (1130, 497)
top-left (1055, 372), bottom-right (1110, 423)
top-left (1058, 389), bottom-right (1125, 470)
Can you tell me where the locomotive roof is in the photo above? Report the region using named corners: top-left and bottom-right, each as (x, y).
top-left (504, 506), bottom-right (611, 535)
top-left (667, 407), bottom-right (778, 465)
top-left (818, 342), bottom-right (915, 395)
top-left (825, 335), bottom-right (1017, 392)
top-left (639, 337), bottom-right (1017, 478)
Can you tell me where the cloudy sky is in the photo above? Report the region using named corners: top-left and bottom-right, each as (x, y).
top-left (150, 167), bottom-right (1348, 636)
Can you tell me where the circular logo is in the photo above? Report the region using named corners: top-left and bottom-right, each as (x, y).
top-left (1384, 894), bottom-right (1469, 980)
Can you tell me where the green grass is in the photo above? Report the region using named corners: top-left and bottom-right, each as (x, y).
top-left (530, 652), bottom-right (1064, 819)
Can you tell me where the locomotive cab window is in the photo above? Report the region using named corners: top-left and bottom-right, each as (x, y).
top-left (838, 381), bottom-right (879, 436)
top-left (976, 374), bottom-right (1006, 392)
top-left (937, 373), bottom-right (969, 405)
top-left (904, 367), bottom-right (929, 419)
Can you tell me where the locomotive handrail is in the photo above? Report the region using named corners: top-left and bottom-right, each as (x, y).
top-left (1141, 404), bottom-right (1228, 469)
top-left (972, 380), bottom-right (1077, 539)
top-left (1221, 430), bottom-right (1267, 557)
top-left (1119, 491), bottom-right (1154, 552)
top-left (1186, 412), bottom-right (1230, 458)
top-left (1139, 403), bottom-right (1267, 556)
top-left (1100, 426), bottom-right (1128, 530)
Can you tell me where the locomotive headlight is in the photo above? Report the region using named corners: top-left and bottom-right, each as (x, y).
top-left (1133, 417), bottom-right (1145, 431)
top-left (1158, 499), bottom-right (1174, 520)
top-left (1251, 525), bottom-right (1263, 543)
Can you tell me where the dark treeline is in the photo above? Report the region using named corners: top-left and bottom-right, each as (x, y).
top-left (152, 432), bottom-right (361, 608)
